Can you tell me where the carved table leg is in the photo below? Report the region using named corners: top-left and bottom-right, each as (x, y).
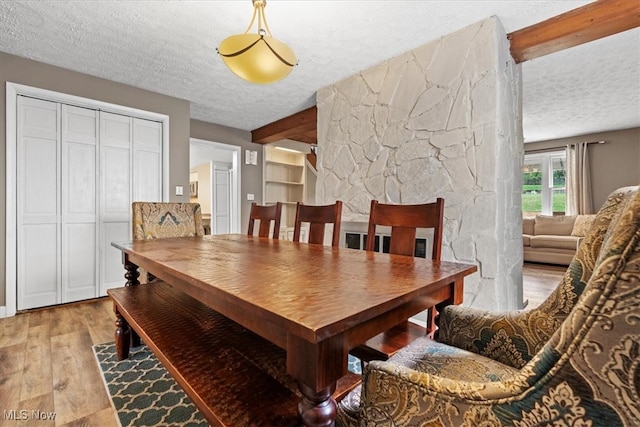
top-left (434, 279), bottom-right (463, 341)
top-left (297, 382), bottom-right (337, 427)
top-left (433, 301), bottom-right (447, 341)
top-left (124, 256), bottom-right (141, 348)
top-left (124, 258), bottom-right (140, 287)
top-left (114, 306), bottom-right (131, 361)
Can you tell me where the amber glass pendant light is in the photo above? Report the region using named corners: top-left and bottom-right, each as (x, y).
top-left (217, 0), bottom-right (297, 84)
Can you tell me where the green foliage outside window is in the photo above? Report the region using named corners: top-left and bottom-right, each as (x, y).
top-left (522, 192), bottom-right (566, 212)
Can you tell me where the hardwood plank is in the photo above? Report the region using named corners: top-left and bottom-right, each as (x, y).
top-left (50, 331), bottom-right (110, 425)
top-left (57, 407), bottom-right (119, 427)
top-left (523, 262), bottom-right (565, 308)
top-left (20, 324), bottom-right (53, 402)
top-left (49, 304), bottom-right (85, 337)
top-left (28, 308), bottom-right (52, 328)
top-left (0, 312), bottom-right (30, 348)
top-left (0, 343), bottom-right (27, 423)
top-left (79, 299), bottom-right (116, 345)
top-left (508, 0), bottom-right (640, 63)
top-left (16, 393), bottom-right (56, 427)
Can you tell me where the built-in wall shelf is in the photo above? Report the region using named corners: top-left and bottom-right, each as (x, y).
top-left (264, 146), bottom-right (306, 231)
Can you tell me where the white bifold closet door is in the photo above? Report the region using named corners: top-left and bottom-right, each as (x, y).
top-left (17, 96), bottom-right (162, 310)
top-left (99, 112), bottom-right (163, 295)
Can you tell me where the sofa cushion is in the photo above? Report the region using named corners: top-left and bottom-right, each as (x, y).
top-left (571, 214), bottom-right (596, 237)
top-left (534, 215), bottom-right (576, 235)
top-left (522, 234), bottom-right (532, 247)
top-left (530, 235), bottom-right (580, 250)
top-left (522, 217), bottom-right (535, 235)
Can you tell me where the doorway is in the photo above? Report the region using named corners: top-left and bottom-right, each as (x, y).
top-left (189, 139), bottom-right (241, 234)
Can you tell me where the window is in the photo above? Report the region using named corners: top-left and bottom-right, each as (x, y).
top-left (523, 151), bottom-right (566, 216)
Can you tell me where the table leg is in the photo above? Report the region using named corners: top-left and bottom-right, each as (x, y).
top-left (124, 255), bottom-right (141, 347)
top-left (114, 306), bottom-right (131, 360)
top-left (297, 382), bottom-right (337, 427)
top-left (433, 278), bottom-right (464, 341)
top-left (124, 255), bottom-right (140, 286)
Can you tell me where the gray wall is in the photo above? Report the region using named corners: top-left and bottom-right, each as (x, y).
top-left (525, 128), bottom-right (640, 209)
top-left (190, 119), bottom-right (263, 230)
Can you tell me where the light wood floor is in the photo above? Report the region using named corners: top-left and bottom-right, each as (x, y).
top-left (0, 263), bottom-right (564, 426)
top-left (523, 262), bottom-right (565, 308)
top-left (0, 298), bottom-right (119, 427)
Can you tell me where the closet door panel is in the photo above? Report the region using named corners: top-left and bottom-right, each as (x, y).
top-left (101, 147), bottom-right (130, 215)
top-left (100, 112), bottom-right (132, 293)
top-left (63, 223), bottom-right (96, 300)
top-left (17, 97), bottom-right (60, 309)
top-left (100, 222), bottom-right (130, 294)
top-left (133, 118), bottom-right (162, 202)
top-left (22, 136), bottom-right (58, 217)
top-left (20, 224), bottom-right (59, 309)
top-left (101, 112), bottom-right (132, 217)
top-left (61, 105), bottom-right (98, 302)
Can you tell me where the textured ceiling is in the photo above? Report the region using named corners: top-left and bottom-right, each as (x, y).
top-left (1, 1), bottom-right (638, 143)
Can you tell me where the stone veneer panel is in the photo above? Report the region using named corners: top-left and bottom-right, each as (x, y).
top-left (316, 17), bottom-right (524, 311)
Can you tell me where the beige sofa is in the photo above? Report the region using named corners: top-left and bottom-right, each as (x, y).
top-left (522, 214), bottom-right (595, 265)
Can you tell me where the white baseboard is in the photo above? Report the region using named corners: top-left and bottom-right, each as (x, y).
top-left (0, 306), bottom-right (7, 318)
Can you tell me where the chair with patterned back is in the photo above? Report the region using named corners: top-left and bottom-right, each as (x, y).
top-left (292, 201), bottom-right (343, 247)
top-left (337, 186), bottom-right (639, 427)
top-left (436, 186), bottom-right (639, 368)
top-left (247, 202), bottom-right (282, 239)
top-left (132, 202), bottom-right (205, 283)
top-left (350, 198), bottom-right (445, 366)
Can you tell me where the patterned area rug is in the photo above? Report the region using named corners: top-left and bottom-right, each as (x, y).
top-left (93, 343), bottom-right (362, 427)
top-left (93, 343), bottom-right (207, 426)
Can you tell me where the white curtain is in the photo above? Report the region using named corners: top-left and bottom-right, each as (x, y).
top-left (565, 142), bottom-right (593, 215)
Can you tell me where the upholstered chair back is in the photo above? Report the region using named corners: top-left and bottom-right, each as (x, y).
top-left (438, 186), bottom-right (638, 368)
top-left (131, 202), bottom-right (205, 284)
top-left (132, 202), bottom-right (205, 241)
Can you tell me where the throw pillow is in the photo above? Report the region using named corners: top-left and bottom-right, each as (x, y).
top-left (571, 214), bottom-right (596, 237)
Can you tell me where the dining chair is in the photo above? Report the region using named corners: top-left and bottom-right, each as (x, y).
top-left (350, 198), bottom-right (445, 365)
top-left (247, 202), bottom-right (282, 239)
top-left (292, 201), bottom-right (343, 247)
top-left (132, 201), bottom-right (205, 283)
top-left (130, 201), bottom-right (205, 347)
top-left (337, 186), bottom-right (640, 427)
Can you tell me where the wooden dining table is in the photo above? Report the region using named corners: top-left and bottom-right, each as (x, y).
top-left (112, 234), bottom-right (477, 426)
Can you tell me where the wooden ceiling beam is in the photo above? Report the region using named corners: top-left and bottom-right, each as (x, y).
top-left (251, 106), bottom-right (317, 144)
top-left (508, 0), bottom-right (640, 63)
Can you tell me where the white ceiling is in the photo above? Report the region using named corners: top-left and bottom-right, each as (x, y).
top-left (1, 1), bottom-right (638, 143)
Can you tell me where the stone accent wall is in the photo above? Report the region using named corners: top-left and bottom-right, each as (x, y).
top-left (316, 17), bottom-right (524, 310)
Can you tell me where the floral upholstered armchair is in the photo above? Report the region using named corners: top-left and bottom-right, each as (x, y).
top-left (338, 186), bottom-right (640, 426)
top-left (131, 202), bottom-right (205, 283)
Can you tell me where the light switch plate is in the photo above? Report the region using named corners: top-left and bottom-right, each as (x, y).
top-left (247, 193), bottom-right (255, 201)
top-left (176, 185), bottom-right (183, 196)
